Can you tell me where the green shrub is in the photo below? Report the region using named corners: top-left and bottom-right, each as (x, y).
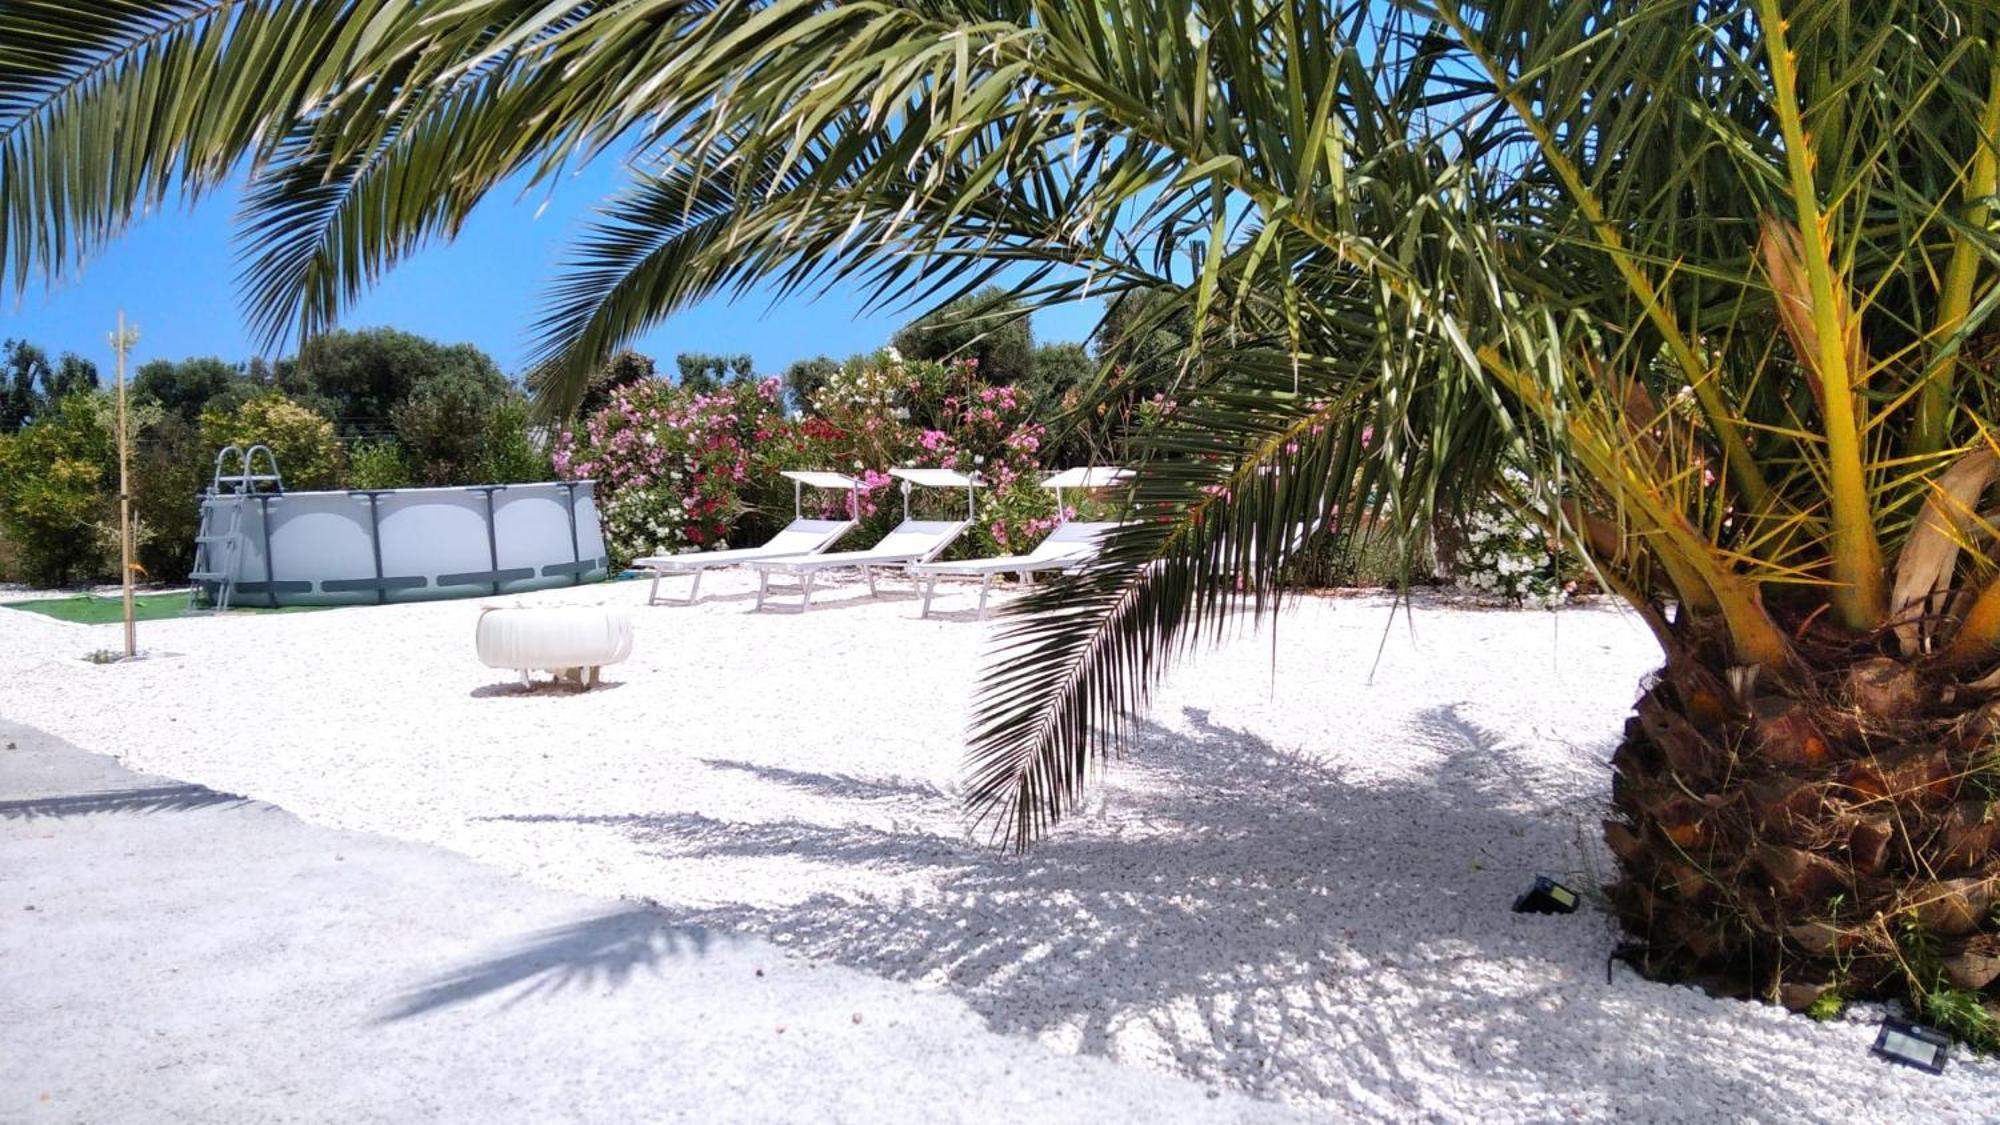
top-left (1282, 523), bottom-right (1429, 590)
top-left (198, 393), bottom-right (345, 490)
top-left (132, 412), bottom-right (208, 582)
top-left (0, 394), bottom-right (117, 585)
top-left (481, 396), bottom-right (552, 483)
top-left (346, 439), bottom-right (414, 489)
top-left (392, 368), bottom-right (513, 485)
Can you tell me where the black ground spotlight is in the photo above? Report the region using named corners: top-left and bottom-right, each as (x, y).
top-left (1871, 1018), bottom-right (1949, 1074)
top-left (1512, 876), bottom-right (1579, 915)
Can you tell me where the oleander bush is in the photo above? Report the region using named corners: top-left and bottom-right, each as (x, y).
top-left (554, 377), bottom-right (784, 566)
top-left (557, 354), bottom-right (1072, 568)
top-left (1454, 505), bottom-right (1569, 608)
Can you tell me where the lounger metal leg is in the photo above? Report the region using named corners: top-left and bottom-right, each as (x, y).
top-left (920, 574), bottom-right (937, 619)
top-left (801, 571), bottom-right (815, 610)
top-left (756, 570), bottom-right (770, 611)
top-left (687, 568), bottom-right (704, 606)
top-left (978, 574), bottom-right (993, 621)
top-left (647, 570), bottom-right (663, 605)
top-left (864, 566), bottom-right (876, 597)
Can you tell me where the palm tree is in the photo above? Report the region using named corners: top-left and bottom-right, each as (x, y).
top-left (5, 0), bottom-right (1997, 1043)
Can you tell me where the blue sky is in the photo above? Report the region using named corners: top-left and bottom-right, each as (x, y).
top-left (0, 160), bottom-right (1102, 379)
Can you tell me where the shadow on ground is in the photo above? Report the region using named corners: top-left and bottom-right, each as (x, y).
top-left (449, 706), bottom-right (1839, 1117)
top-left (380, 907), bottom-right (734, 1021)
top-left (0, 783), bottom-right (246, 819)
top-left (698, 758), bottom-right (946, 803)
top-left (468, 680), bottom-right (628, 699)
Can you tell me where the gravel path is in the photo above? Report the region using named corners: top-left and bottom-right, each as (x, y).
top-left (1, 573), bottom-right (1992, 1120)
top-left (1, 721), bottom-right (1291, 1123)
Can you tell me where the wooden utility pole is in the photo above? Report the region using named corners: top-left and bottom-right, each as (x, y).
top-left (110, 312), bottom-right (140, 658)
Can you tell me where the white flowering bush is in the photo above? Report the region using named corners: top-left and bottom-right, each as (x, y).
top-left (1456, 500), bottom-right (1570, 608)
top-left (597, 485), bottom-right (691, 563)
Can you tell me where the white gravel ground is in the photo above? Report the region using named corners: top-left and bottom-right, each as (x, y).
top-left (2, 572), bottom-right (1994, 1120)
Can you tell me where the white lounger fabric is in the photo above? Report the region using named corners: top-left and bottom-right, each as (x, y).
top-left (909, 521), bottom-right (1120, 619)
top-left (911, 520), bottom-right (1117, 577)
top-left (749, 519), bottom-right (969, 611)
top-left (635, 518), bottom-right (853, 605)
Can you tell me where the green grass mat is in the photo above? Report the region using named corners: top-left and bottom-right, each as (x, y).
top-left (0, 592), bottom-right (323, 624)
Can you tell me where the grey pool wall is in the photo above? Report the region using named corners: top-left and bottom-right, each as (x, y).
top-left (197, 480), bottom-right (609, 607)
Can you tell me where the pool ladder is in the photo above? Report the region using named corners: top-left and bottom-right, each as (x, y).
top-left (187, 445), bottom-right (285, 614)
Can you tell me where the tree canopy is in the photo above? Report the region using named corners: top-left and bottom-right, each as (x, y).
top-left (890, 287), bottom-right (1037, 387)
top-left (274, 327), bottom-right (506, 441)
top-left (1, 338), bottom-right (97, 433)
top-left (133, 356), bottom-right (250, 421)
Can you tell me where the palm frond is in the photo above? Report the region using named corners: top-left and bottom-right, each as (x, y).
top-left (0, 0), bottom-right (420, 293)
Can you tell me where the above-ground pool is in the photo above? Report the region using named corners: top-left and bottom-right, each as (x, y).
top-left (193, 480), bottom-right (609, 607)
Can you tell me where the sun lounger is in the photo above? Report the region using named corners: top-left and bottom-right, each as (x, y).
top-left (901, 466), bottom-right (1134, 620)
top-left (910, 520), bottom-right (1121, 619)
top-left (749, 468), bottom-right (978, 611)
top-left (634, 471), bottom-right (859, 605)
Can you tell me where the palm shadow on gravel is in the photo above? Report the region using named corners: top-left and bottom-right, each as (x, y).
top-left (469, 706), bottom-right (1862, 1117)
top-left (380, 908), bottom-right (733, 1022)
top-left (697, 757), bottom-right (946, 803)
top-left (0, 783), bottom-right (247, 819)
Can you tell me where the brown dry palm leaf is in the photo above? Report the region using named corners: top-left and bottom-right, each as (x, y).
top-left (1891, 446), bottom-right (2000, 655)
top-left (1757, 214), bottom-right (1863, 415)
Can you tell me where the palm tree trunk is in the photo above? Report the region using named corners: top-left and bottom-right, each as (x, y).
top-left (1605, 617), bottom-right (2000, 1044)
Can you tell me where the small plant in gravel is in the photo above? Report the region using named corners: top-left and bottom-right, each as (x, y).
top-left (1895, 913), bottom-right (2000, 1053)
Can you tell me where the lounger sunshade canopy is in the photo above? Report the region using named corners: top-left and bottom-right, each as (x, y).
top-left (1040, 467), bottom-right (1132, 489)
top-left (887, 467), bottom-right (981, 488)
top-left (779, 470), bottom-right (861, 490)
